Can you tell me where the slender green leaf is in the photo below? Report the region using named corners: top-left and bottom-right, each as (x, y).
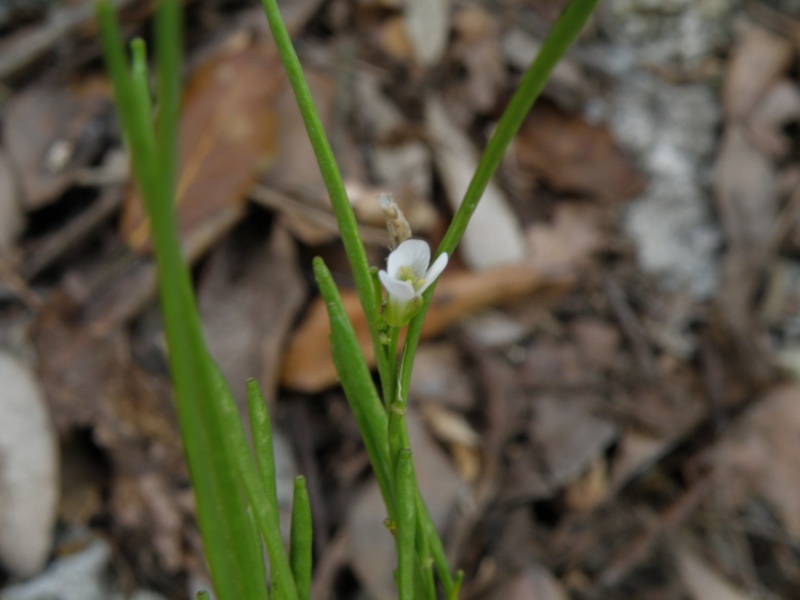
top-left (154, 0), bottom-right (180, 196)
top-left (129, 38), bottom-right (152, 118)
top-left (97, 2), bottom-right (274, 598)
top-left (448, 571), bottom-right (465, 600)
top-left (213, 369), bottom-right (300, 600)
top-left (246, 379), bottom-right (282, 534)
top-left (290, 476), bottom-right (313, 600)
top-left (313, 257), bottom-right (394, 512)
top-left (395, 449), bottom-right (417, 600)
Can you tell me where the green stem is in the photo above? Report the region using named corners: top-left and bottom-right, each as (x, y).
top-left (258, 0), bottom-right (393, 397)
top-left (395, 449), bottom-right (417, 600)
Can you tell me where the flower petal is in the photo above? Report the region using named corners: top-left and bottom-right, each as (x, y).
top-left (387, 239), bottom-right (430, 279)
top-left (419, 252), bottom-right (448, 294)
top-left (379, 270), bottom-right (416, 302)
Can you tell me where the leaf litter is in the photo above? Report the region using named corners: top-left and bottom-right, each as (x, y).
top-left (3, 1), bottom-right (800, 599)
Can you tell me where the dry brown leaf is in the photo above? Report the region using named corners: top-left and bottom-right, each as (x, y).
top-left (714, 126), bottom-right (779, 250)
top-left (419, 403), bottom-right (481, 482)
top-left (0, 148), bottom-right (23, 251)
top-left (564, 456), bottom-right (609, 513)
top-left (723, 23), bottom-right (794, 121)
top-left (511, 102), bottom-right (645, 203)
top-left (673, 540), bottom-right (751, 600)
top-left (529, 395), bottom-right (618, 491)
top-left (198, 224), bottom-right (306, 407)
top-left (409, 342), bottom-right (475, 410)
top-left (281, 265), bottom-right (572, 392)
top-left (121, 37), bottom-right (281, 252)
top-left (4, 76), bottom-right (110, 210)
top-left (446, 4), bottom-right (505, 116)
top-left (747, 80), bottom-right (800, 158)
top-left (31, 293), bottom-right (190, 574)
top-left (481, 565), bottom-right (568, 600)
top-left (527, 202), bottom-right (604, 274)
top-left (706, 384), bottom-right (800, 539)
top-left (377, 16), bottom-right (416, 63)
top-left (427, 98), bottom-right (527, 269)
top-left (258, 66), bottom-right (370, 245)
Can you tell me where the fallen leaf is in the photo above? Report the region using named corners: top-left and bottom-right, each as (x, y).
top-left (511, 102), bottom-right (645, 203)
top-left (427, 97), bottom-right (528, 269)
top-left (257, 66), bottom-right (368, 245)
top-left (445, 4), bottom-right (505, 116)
top-left (281, 265), bottom-right (572, 392)
top-left (198, 223), bottom-right (306, 407)
top-left (420, 403), bottom-right (481, 482)
top-left (0, 148), bottom-right (24, 251)
top-left (31, 293), bottom-right (190, 575)
top-left (529, 395), bottom-right (618, 491)
top-left (705, 384), bottom-right (800, 539)
top-left (480, 565), bottom-right (568, 600)
top-left (4, 76), bottom-right (110, 209)
top-left (673, 540), bottom-right (751, 600)
top-left (714, 125), bottom-right (779, 250)
top-left (564, 456), bottom-right (609, 513)
top-left (121, 37), bottom-right (281, 253)
top-left (747, 80), bottom-right (800, 158)
top-left (527, 202), bottom-right (605, 274)
top-left (723, 22), bottom-right (794, 121)
top-left (409, 342), bottom-right (475, 410)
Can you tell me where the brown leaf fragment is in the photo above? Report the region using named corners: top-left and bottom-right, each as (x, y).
top-left (714, 125), bottom-right (779, 251)
top-left (705, 384), bottom-right (800, 539)
top-left (529, 395), bottom-right (618, 491)
top-left (198, 223), bottom-right (306, 407)
top-left (427, 97), bottom-right (528, 269)
top-left (512, 103), bottom-right (645, 203)
top-left (409, 342), bottom-right (475, 410)
top-left (747, 80), bottom-right (800, 159)
top-left (526, 202), bottom-right (605, 274)
top-left (31, 293), bottom-right (191, 574)
top-left (673, 540), bottom-right (751, 600)
top-left (0, 148), bottom-right (24, 251)
top-left (281, 265), bottom-right (573, 392)
top-left (4, 77), bottom-right (111, 210)
top-left (480, 565), bottom-right (568, 600)
top-left (723, 23), bottom-right (794, 121)
top-left (121, 38), bottom-right (281, 253)
top-left (446, 4), bottom-right (505, 116)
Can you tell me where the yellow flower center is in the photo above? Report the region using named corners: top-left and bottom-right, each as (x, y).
top-left (397, 266), bottom-right (426, 292)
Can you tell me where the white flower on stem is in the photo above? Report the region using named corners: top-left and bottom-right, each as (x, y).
top-left (379, 239), bottom-right (448, 327)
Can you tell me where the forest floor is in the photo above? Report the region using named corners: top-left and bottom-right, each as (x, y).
top-left (2, 0), bottom-right (800, 599)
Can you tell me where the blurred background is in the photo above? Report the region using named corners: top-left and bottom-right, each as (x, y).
top-left (1, 0), bottom-right (800, 598)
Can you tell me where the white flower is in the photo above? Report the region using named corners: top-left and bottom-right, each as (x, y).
top-left (379, 239), bottom-right (448, 327)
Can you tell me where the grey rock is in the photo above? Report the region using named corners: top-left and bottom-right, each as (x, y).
top-left (0, 540), bottom-right (167, 600)
top-left (0, 352), bottom-right (58, 578)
